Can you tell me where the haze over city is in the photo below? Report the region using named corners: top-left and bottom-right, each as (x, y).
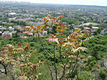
top-left (1, 0), bottom-right (107, 6)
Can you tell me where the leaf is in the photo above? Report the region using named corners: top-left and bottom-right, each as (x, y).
top-left (83, 30), bottom-right (89, 35)
top-left (75, 28), bottom-right (80, 32)
top-left (25, 43), bottom-right (29, 47)
top-left (24, 47), bottom-right (29, 51)
top-left (53, 17), bottom-right (56, 20)
top-left (57, 15), bottom-right (63, 20)
top-left (50, 34), bottom-right (56, 39)
top-left (56, 33), bottom-right (61, 35)
top-left (44, 19), bottom-right (49, 23)
top-left (47, 14), bottom-right (51, 19)
top-left (8, 48), bottom-right (13, 52)
top-left (18, 42), bottom-right (22, 47)
top-left (31, 25), bottom-right (34, 29)
top-left (72, 47), bottom-right (87, 53)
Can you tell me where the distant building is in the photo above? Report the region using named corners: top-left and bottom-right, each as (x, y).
top-left (23, 31), bottom-right (33, 36)
top-left (0, 27), bottom-right (6, 31)
top-left (72, 25), bottom-right (81, 29)
top-left (92, 27), bottom-right (99, 30)
top-left (11, 31), bottom-right (17, 35)
top-left (42, 31), bottom-right (47, 35)
top-left (9, 18), bottom-right (16, 21)
top-left (20, 36), bottom-right (28, 39)
top-left (28, 33), bottom-right (33, 36)
top-left (8, 12), bottom-right (16, 16)
top-left (80, 23), bottom-right (98, 26)
top-left (2, 31), bottom-right (12, 39)
top-left (8, 26), bottom-right (14, 31)
top-left (84, 27), bottom-right (91, 31)
top-left (14, 26), bottom-right (21, 29)
top-left (100, 29), bottom-right (107, 35)
top-left (0, 21), bottom-right (2, 24)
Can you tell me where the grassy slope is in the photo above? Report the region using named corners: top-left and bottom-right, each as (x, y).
top-left (0, 34), bottom-right (107, 79)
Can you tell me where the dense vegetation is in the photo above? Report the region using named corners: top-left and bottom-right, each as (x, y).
top-left (0, 34), bottom-right (107, 80)
top-left (0, 15), bottom-right (107, 80)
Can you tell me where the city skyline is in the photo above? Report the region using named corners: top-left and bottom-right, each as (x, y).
top-left (1, 0), bottom-right (107, 6)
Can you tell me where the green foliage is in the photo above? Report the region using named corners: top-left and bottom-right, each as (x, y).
top-left (99, 68), bottom-right (107, 80)
top-left (75, 71), bottom-right (95, 80)
top-left (62, 17), bottom-right (79, 24)
top-left (84, 34), bottom-right (107, 59)
top-left (0, 34), bottom-right (107, 79)
top-left (10, 20), bottom-right (28, 26)
top-left (0, 13), bottom-right (107, 79)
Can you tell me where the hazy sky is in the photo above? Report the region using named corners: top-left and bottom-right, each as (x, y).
top-left (1, 0), bottom-right (107, 6)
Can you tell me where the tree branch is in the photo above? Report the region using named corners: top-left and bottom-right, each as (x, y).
top-left (53, 45), bottom-right (58, 80)
top-left (0, 61), bottom-right (7, 75)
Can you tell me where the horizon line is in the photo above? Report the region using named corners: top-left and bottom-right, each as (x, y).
top-left (0, 1), bottom-right (107, 7)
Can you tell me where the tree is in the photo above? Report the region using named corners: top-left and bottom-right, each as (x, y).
top-left (24, 14), bottom-right (91, 80)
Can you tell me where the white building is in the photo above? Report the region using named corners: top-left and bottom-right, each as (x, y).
top-left (11, 31), bottom-right (17, 34)
top-left (92, 27), bottom-right (99, 30)
top-left (100, 29), bottom-right (107, 35)
top-left (8, 12), bottom-right (16, 16)
top-left (0, 27), bottom-right (6, 31)
top-left (2, 31), bottom-right (12, 39)
top-left (80, 23), bottom-right (98, 26)
top-left (8, 26), bottom-right (14, 31)
top-left (42, 31), bottom-right (47, 35)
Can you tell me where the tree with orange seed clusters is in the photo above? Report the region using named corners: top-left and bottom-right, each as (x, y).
top-left (23, 14), bottom-right (90, 80)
